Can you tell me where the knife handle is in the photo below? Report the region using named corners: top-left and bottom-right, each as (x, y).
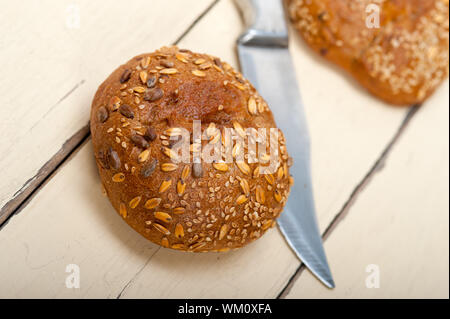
top-left (235, 0), bottom-right (289, 47)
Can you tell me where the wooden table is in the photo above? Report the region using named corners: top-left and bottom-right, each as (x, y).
top-left (0, 0), bottom-right (448, 299)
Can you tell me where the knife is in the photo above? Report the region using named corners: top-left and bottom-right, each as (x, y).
top-left (235, 0), bottom-right (335, 288)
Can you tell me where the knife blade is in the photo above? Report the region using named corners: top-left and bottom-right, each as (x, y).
top-left (235, 0), bottom-right (335, 289)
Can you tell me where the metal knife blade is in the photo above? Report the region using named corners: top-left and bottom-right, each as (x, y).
top-left (235, 0), bottom-right (335, 288)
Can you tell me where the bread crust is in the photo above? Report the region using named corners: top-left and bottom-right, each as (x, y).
top-left (288, 0), bottom-right (449, 105)
top-left (90, 46), bottom-right (292, 252)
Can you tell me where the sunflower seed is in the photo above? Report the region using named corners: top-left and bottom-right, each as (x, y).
top-left (160, 60), bottom-right (174, 68)
top-left (144, 87), bottom-right (164, 102)
top-left (145, 197), bottom-right (161, 209)
top-left (143, 127), bottom-right (157, 141)
top-left (141, 159), bottom-right (158, 178)
top-left (131, 134), bottom-right (150, 149)
top-left (120, 69), bottom-right (132, 83)
top-left (108, 148), bottom-right (121, 170)
top-left (146, 75), bottom-right (157, 88)
top-left (129, 196), bottom-right (142, 209)
top-left (119, 104), bottom-right (134, 119)
top-left (154, 211), bottom-right (172, 223)
top-left (97, 150), bottom-right (109, 169)
top-left (97, 106), bottom-right (109, 123)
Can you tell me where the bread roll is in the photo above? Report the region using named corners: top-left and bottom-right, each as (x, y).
top-left (288, 0), bottom-right (449, 105)
top-left (90, 46), bottom-right (293, 252)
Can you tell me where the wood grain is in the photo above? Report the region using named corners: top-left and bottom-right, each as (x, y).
top-left (0, 0), bottom-right (216, 225)
top-left (285, 81), bottom-right (449, 298)
top-left (0, 0), bottom-right (446, 298)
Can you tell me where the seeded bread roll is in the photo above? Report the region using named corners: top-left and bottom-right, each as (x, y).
top-left (288, 0), bottom-right (449, 105)
top-left (90, 46), bottom-right (292, 252)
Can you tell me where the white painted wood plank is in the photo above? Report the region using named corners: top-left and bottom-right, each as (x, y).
top-left (0, 0), bottom-right (215, 212)
top-left (286, 81), bottom-right (449, 299)
top-left (0, 0), bottom-right (429, 298)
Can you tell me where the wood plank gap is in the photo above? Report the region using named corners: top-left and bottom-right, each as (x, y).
top-left (0, 124), bottom-right (90, 228)
top-left (276, 104), bottom-right (421, 298)
top-left (0, 0), bottom-right (222, 230)
top-left (173, 0), bottom-right (221, 46)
